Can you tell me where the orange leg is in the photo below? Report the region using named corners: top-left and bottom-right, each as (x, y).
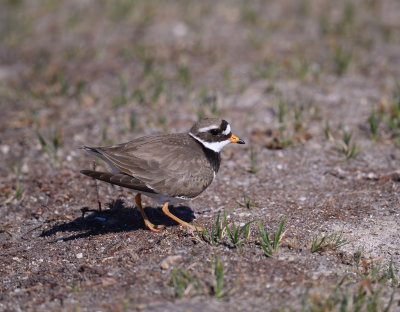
top-left (135, 194), bottom-right (164, 232)
top-left (161, 202), bottom-right (202, 231)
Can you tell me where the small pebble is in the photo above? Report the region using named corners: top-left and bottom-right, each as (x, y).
top-left (160, 255), bottom-right (183, 270)
top-left (21, 163), bottom-right (29, 173)
top-left (76, 253), bottom-right (83, 259)
top-left (0, 145), bottom-right (10, 154)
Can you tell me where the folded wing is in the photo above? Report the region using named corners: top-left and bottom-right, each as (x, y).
top-left (85, 134), bottom-right (214, 198)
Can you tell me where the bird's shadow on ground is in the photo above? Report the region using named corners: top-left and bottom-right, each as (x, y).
top-left (40, 199), bottom-right (196, 241)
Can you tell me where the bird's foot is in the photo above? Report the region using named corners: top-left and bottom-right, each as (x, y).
top-left (144, 220), bottom-right (165, 232)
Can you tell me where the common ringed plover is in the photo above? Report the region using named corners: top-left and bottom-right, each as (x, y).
top-left (81, 117), bottom-right (245, 232)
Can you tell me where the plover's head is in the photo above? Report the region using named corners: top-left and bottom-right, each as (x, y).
top-left (189, 117), bottom-right (245, 153)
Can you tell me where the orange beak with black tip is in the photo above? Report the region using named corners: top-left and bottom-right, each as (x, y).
top-left (229, 133), bottom-right (245, 144)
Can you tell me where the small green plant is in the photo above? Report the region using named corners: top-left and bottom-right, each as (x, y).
top-left (71, 284), bottom-right (80, 294)
top-left (224, 214), bottom-right (256, 249)
top-left (354, 247), bottom-right (364, 264)
top-left (253, 62), bottom-right (278, 79)
top-left (333, 46), bottom-right (352, 76)
top-left (14, 180), bottom-right (23, 200)
top-left (101, 124), bottom-right (113, 145)
top-left (323, 120), bottom-right (331, 140)
top-left (132, 89), bottom-right (145, 104)
top-left (250, 149), bottom-right (257, 173)
top-left (278, 98), bottom-right (287, 124)
top-left (337, 129), bottom-right (360, 159)
top-left (7, 162), bottom-right (24, 201)
top-left (111, 75), bottom-right (129, 108)
top-left (151, 72), bottom-right (164, 103)
top-left (382, 82), bottom-right (400, 142)
top-left (239, 194), bottom-right (255, 210)
top-left (291, 56), bottom-right (313, 81)
top-left (387, 256), bottom-right (399, 287)
top-left (342, 1), bottom-right (355, 27)
top-left (241, 4), bottom-right (258, 26)
top-left (362, 256), bottom-right (399, 288)
top-left (36, 128), bottom-right (61, 162)
top-left (303, 255), bottom-right (398, 311)
top-left (258, 217), bottom-right (286, 257)
top-left (53, 71), bottom-right (68, 95)
top-left (294, 106), bottom-right (304, 131)
top-left (157, 114), bottom-right (167, 131)
top-left (170, 267), bottom-right (201, 299)
top-left (108, 0), bottom-right (135, 21)
top-left (272, 97), bottom-right (301, 148)
top-left (122, 298), bottom-right (130, 312)
top-left (177, 64), bottom-right (191, 88)
top-left (303, 273), bottom-right (395, 311)
top-left (74, 79), bottom-right (86, 97)
top-left (311, 230), bottom-right (348, 253)
top-left (195, 211), bottom-right (224, 245)
top-left (129, 112), bottom-right (136, 131)
top-left (211, 254), bottom-right (234, 298)
top-left (36, 130), bottom-right (49, 155)
top-left (136, 45), bottom-right (154, 77)
top-left (368, 108), bottom-right (380, 141)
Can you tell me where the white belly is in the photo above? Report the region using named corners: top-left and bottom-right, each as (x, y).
top-left (138, 191), bottom-right (192, 205)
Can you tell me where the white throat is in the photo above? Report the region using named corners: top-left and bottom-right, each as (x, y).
top-left (189, 132), bottom-right (231, 153)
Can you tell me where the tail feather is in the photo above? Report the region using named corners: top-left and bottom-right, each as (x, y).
top-left (81, 146), bottom-right (102, 156)
top-left (80, 146), bottom-right (121, 173)
top-left (80, 170), bottom-right (155, 194)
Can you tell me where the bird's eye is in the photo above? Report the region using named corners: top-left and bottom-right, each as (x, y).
top-left (209, 129), bottom-right (219, 135)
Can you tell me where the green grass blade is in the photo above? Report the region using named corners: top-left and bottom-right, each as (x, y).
top-left (36, 130), bottom-right (49, 155)
top-left (273, 217), bottom-right (286, 252)
top-left (224, 213), bottom-right (234, 242)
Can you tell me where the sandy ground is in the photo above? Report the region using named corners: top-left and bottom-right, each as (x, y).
top-left (1, 0), bottom-right (400, 311)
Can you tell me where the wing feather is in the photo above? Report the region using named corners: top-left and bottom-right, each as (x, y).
top-left (80, 170), bottom-right (155, 193)
top-left (84, 134), bottom-right (215, 197)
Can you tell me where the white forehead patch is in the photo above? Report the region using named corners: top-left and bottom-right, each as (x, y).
top-left (198, 125), bottom-right (219, 133)
top-left (222, 124), bottom-right (231, 136)
top-left (189, 133), bottom-right (231, 153)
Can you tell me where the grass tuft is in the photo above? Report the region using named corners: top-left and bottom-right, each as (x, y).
top-left (249, 149), bottom-right (257, 173)
top-left (305, 256), bottom-right (398, 311)
top-left (258, 217), bottom-right (286, 257)
top-left (368, 108), bottom-right (380, 141)
top-left (323, 119), bottom-right (331, 140)
top-left (195, 211), bottom-right (224, 245)
top-left (212, 254), bottom-right (235, 298)
top-left (224, 214), bottom-right (257, 249)
top-left (311, 230), bottom-right (348, 253)
top-left (369, 83), bottom-right (400, 143)
top-left (14, 180), bottom-right (24, 200)
top-left (111, 75), bottom-right (129, 108)
top-left (239, 194), bottom-right (255, 210)
top-left (333, 46), bottom-right (352, 76)
top-left (129, 112), bottom-right (136, 131)
top-left (337, 128), bottom-right (360, 159)
top-left (170, 267), bottom-right (201, 299)
top-left (151, 71), bottom-right (164, 104)
top-left (36, 129), bottom-right (61, 162)
top-left (177, 64), bottom-right (191, 88)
